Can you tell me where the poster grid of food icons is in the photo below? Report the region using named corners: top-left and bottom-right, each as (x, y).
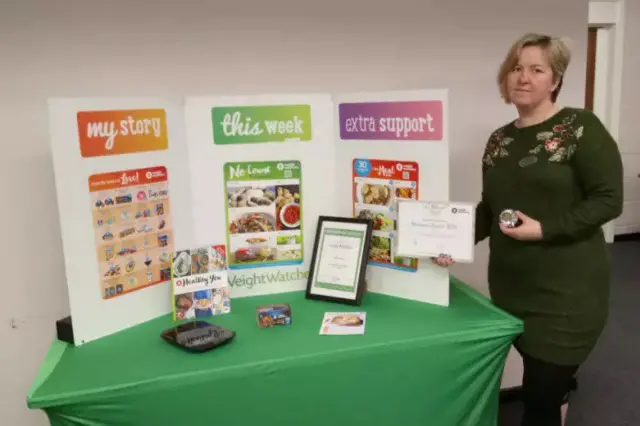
top-left (171, 245), bottom-right (231, 321)
top-left (89, 166), bottom-right (173, 300)
top-left (224, 160), bottom-right (303, 269)
top-left (352, 158), bottom-right (419, 272)
top-left (320, 312), bottom-right (366, 335)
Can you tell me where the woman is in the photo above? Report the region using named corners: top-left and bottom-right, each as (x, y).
top-left (435, 33), bottom-right (624, 426)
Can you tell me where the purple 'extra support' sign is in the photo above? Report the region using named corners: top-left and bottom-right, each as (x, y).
top-left (339, 100), bottom-right (443, 141)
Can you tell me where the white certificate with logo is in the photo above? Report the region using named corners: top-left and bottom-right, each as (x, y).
top-left (395, 201), bottom-right (475, 263)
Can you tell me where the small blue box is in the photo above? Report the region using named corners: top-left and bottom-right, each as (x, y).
top-left (257, 304), bottom-right (292, 328)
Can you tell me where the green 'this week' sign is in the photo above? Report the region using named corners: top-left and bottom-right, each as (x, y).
top-left (212, 104), bottom-right (312, 145)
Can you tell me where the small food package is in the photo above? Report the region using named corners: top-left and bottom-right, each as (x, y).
top-left (256, 304), bottom-right (292, 328)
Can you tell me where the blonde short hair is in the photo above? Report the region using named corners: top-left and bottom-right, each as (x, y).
top-left (497, 33), bottom-right (572, 103)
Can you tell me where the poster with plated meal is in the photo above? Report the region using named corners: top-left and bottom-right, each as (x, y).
top-left (224, 160), bottom-right (303, 269)
top-left (89, 166), bottom-right (174, 300)
top-left (352, 159), bottom-right (419, 272)
top-left (171, 244), bottom-right (231, 321)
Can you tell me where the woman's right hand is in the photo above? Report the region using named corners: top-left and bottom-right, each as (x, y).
top-left (431, 254), bottom-right (455, 268)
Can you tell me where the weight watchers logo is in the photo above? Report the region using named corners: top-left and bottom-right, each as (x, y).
top-left (228, 268), bottom-right (308, 289)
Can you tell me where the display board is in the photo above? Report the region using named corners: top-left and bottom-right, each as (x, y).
top-left (49, 90), bottom-right (451, 345)
top-left (334, 90), bottom-right (450, 306)
top-left (49, 98), bottom-right (192, 345)
top-left (185, 94), bottom-right (336, 297)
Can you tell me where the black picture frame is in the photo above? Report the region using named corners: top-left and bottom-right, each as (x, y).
top-left (305, 216), bottom-right (373, 306)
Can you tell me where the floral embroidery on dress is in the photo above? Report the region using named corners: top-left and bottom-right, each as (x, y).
top-left (537, 131), bottom-right (554, 141)
top-left (482, 127), bottom-right (512, 167)
top-left (545, 138), bottom-right (560, 152)
top-left (529, 113), bottom-right (583, 162)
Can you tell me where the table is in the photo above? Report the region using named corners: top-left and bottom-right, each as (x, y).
top-left (27, 277), bottom-right (523, 426)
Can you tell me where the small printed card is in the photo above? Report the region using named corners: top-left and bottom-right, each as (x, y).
top-left (319, 312), bottom-right (366, 335)
top-left (172, 244), bottom-right (231, 321)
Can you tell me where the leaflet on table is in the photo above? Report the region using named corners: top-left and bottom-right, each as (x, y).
top-left (224, 160), bottom-right (303, 269)
top-left (396, 201), bottom-right (475, 263)
top-left (89, 166), bottom-right (173, 300)
top-left (320, 312), bottom-right (366, 335)
top-left (172, 244), bottom-right (231, 321)
top-left (352, 158), bottom-right (419, 272)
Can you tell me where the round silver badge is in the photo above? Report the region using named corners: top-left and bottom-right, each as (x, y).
top-left (499, 209), bottom-right (521, 228)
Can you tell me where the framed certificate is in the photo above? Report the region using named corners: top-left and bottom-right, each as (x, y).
top-left (306, 216), bottom-right (373, 306)
top-left (396, 201), bottom-right (476, 263)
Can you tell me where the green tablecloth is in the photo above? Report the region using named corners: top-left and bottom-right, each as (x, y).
top-left (28, 277), bottom-right (523, 426)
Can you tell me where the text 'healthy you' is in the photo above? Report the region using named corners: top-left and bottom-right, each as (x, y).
top-left (212, 104), bottom-right (312, 145)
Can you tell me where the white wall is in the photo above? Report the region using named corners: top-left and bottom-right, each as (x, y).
top-left (619, 0), bottom-right (640, 159)
top-left (0, 1), bottom-right (589, 424)
top-left (617, 0), bottom-right (640, 234)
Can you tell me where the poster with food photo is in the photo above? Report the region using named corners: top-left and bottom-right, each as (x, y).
top-left (352, 158), bottom-right (419, 272)
top-left (224, 160), bottom-right (303, 269)
top-left (171, 244), bottom-right (231, 321)
top-left (89, 166), bottom-right (174, 300)
top-left (320, 312), bottom-right (366, 335)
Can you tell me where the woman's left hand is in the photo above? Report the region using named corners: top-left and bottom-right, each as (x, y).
top-left (500, 211), bottom-right (543, 241)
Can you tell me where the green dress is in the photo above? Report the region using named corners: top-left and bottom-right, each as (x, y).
top-left (475, 107), bottom-right (624, 366)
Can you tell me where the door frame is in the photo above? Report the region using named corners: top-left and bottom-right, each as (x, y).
top-left (588, 0), bottom-right (626, 242)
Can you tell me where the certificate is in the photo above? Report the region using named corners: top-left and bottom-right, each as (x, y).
top-left (306, 216), bottom-right (373, 306)
top-left (396, 201), bottom-right (475, 263)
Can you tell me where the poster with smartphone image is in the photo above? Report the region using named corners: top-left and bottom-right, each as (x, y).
top-left (171, 244), bottom-right (231, 321)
